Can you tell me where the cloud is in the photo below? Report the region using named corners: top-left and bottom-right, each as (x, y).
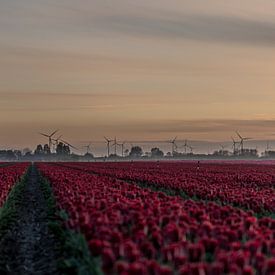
top-left (125, 119), bottom-right (275, 134)
top-left (2, 1), bottom-right (275, 47)
top-left (0, 91), bottom-right (113, 98)
top-left (97, 13), bottom-right (275, 46)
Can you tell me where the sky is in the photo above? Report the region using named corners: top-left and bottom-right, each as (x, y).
top-left (1, 0), bottom-right (275, 153)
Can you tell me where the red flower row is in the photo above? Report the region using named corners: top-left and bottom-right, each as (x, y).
top-left (0, 163), bottom-right (29, 206)
top-left (38, 163), bottom-right (275, 275)
top-left (61, 161), bottom-right (275, 213)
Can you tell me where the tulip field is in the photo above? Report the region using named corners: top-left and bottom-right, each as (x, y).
top-left (55, 161), bottom-right (275, 214)
top-left (0, 163), bottom-right (28, 207)
top-left (37, 162), bottom-right (275, 274)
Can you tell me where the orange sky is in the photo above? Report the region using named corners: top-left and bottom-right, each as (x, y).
top-left (1, 0), bottom-right (275, 150)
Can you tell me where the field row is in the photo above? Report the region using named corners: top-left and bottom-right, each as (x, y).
top-left (38, 163), bottom-right (275, 275)
top-left (0, 163), bottom-right (29, 207)
top-left (58, 162), bottom-right (275, 215)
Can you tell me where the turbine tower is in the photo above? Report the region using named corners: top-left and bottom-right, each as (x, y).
top-left (118, 141), bottom-right (126, 157)
top-left (266, 141), bottom-right (271, 151)
top-left (104, 137), bottom-right (113, 157)
top-left (83, 142), bottom-right (92, 154)
top-left (236, 131), bottom-right (252, 153)
top-left (112, 137), bottom-right (119, 156)
top-left (39, 129), bottom-right (59, 152)
top-left (52, 135), bottom-right (63, 152)
top-left (231, 137), bottom-right (239, 155)
top-left (183, 140), bottom-right (189, 154)
top-left (220, 144), bottom-right (226, 155)
top-left (167, 137), bottom-right (178, 155)
top-left (188, 145), bottom-right (194, 154)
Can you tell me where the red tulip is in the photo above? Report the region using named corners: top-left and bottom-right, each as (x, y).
top-left (115, 261), bottom-right (129, 274)
top-left (128, 262), bottom-right (146, 275)
top-left (102, 248), bottom-right (116, 270)
top-left (88, 239), bottom-right (103, 256)
top-left (242, 266), bottom-right (254, 275)
top-left (158, 265), bottom-right (173, 275)
top-left (264, 258), bottom-right (275, 273)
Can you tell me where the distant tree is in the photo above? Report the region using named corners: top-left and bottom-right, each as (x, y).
top-left (56, 142), bottom-right (64, 155)
top-left (166, 152), bottom-right (172, 157)
top-left (43, 144), bottom-right (51, 155)
top-left (84, 152), bottom-right (94, 160)
top-left (22, 148), bottom-right (32, 156)
top-left (64, 145), bottom-right (71, 155)
top-left (145, 151), bottom-right (151, 158)
top-left (213, 150), bottom-right (230, 157)
top-left (14, 150), bottom-right (22, 159)
top-left (56, 142), bottom-right (70, 156)
top-left (151, 147), bottom-right (164, 158)
top-left (25, 151), bottom-right (32, 157)
top-left (129, 146), bottom-right (143, 158)
top-left (6, 150), bottom-right (16, 160)
top-left (71, 153), bottom-right (80, 160)
top-left (35, 144), bottom-right (44, 155)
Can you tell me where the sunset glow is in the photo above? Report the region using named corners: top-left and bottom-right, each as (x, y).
top-left (1, 0), bottom-right (275, 149)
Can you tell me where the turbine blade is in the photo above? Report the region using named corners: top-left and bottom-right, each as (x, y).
top-left (236, 131), bottom-right (242, 139)
top-left (65, 141), bottom-right (78, 150)
top-left (50, 129), bottom-right (59, 137)
top-left (39, 133), bottom-right (50, 138)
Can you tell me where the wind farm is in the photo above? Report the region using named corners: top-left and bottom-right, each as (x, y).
top-left (1, 129), bottom-right (273, 161)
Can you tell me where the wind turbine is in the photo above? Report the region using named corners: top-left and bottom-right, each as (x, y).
top-left (118, 141), bottom-right (126, 157)
top-left (112, 137), bottom-right (119, 156)
top-left (53, 135), bottom-right (63, 144)
top-left (236, 131), bottom-right (252, 153)
top-left (231, 137), bottom-right (239, 155)
top-left (52, 135), bottom-right (63, 152)
top-left (167, 137), bottom-right (178, 155)
top-left (264, 141), bottom-right (272, 157)
top-left (183, 140), bottom-right (189, 154)
top-left (104, 137), bottom-right (113, 157)
top-left (39, 129), bottom-right (59, 152)
top-left (220, 144), bottom-right (226, 155)
top-left (266, 141), bottom-right (272, 151)
top-left (83, 142), bottom-right (92, 154)
top-left (188, 145), bottom-right (194, 154)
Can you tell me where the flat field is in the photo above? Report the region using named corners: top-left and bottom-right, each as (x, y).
top-left (0, 161), bottom-right (274, 274)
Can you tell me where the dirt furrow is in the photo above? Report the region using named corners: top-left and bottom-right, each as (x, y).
top-left (0, 165), bottom-right (60, 275)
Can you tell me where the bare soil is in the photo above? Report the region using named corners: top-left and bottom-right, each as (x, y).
top-left (0, 165), bottom-right (60, 275)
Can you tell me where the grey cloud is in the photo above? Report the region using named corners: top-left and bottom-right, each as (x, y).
top-left (98, 13), bottom-right (275, 46)
top-left (2, 1), bottom-right (275, 47)
top-left (127, 119), bottom-right (275, 134)
top-left (0, 91), bottom-right (114, 98)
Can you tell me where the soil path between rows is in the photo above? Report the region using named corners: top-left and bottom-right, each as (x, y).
top-left (0, 164), bottom-right (60, 275)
